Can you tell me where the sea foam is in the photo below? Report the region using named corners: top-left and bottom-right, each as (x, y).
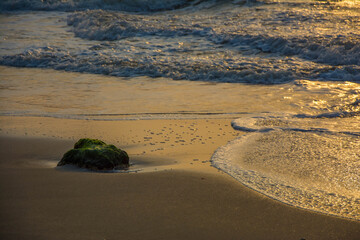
top-left (213, 81), bottom-right (360, 220)
top-left (1, 1), bottom-right (360, 83)
top-left (0, 0), bottom-right (200, 12)
top-left (212, 114), bottom-right (360, 220)
top-left (66, 9), bottom-right (360, 67)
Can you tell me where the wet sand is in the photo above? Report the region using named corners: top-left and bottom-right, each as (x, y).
top-left (0, 116), bottom-right (359, 240)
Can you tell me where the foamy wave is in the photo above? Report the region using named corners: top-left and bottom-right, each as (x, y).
top-left (1, 45), bottom-right (359, 84)
top-left (67, 9), bottom-right (360, 68)
top-left (213, 113), bottom-right (360, 220)
top-left (211, 131), bottom-right (360, 220)
top-left (225, 34), bottom-right (360, 67)
top-left (0, 0), bottom-right (213, 12)
top-left (0, 46), bottom-right (333, 84)
top-left (1, 1), bottom-right (360, 83)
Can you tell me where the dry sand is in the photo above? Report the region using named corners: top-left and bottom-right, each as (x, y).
top-left (0, 116), bottom-right (359, 240)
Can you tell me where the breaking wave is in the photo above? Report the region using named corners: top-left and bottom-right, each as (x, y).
top-left (67, 9), bottom-right (360, 67)
top-left (1, 43), bottom-right (359, 83)
top-left (0, 0), bottom-right (227, 12)
top-left (1, 0), bottom-right (359, 84)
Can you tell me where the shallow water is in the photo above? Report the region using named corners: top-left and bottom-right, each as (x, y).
top-left (0, 0), bottom-right (359, 220)
top-left (1, 0), bottom-right (359, 83)
top-left (212, 114), bottom-right (360, 220)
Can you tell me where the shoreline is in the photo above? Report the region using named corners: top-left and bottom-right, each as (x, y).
top-left (0, 116), bottom-right (242, 173)
top-left (0, 116), bottom-right (359, 239)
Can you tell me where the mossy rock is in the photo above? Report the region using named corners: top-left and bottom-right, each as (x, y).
top-left (58, 138), bottom-right (129, 171)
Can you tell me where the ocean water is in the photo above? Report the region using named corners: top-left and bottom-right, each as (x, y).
top-left (0, 0), bottom-right (359, 220)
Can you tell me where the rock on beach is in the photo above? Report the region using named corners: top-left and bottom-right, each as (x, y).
top-left (57, 138), bottom-right (129, 170)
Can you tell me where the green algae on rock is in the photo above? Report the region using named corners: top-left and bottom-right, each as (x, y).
top-left (58, 138), bottom-right (129, 171)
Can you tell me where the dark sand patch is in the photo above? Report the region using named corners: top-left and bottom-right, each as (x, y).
top-left (0, 136), bottom-right (359, 240)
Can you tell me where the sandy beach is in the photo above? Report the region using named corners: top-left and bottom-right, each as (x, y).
top-left (1, 0), bottom-right (360, 239)
top-left (0, 116), bottom-right (359, 240)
